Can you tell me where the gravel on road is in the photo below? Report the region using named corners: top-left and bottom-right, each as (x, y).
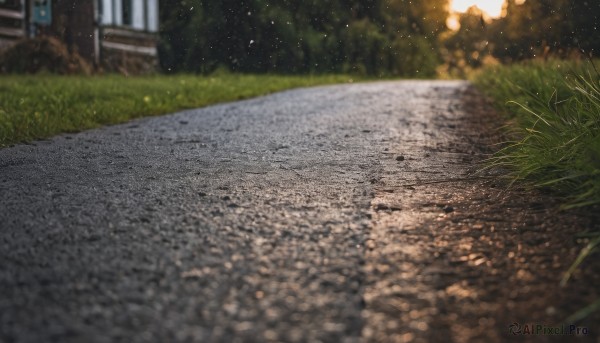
top-left (1, 81), bottom-right (598, 343)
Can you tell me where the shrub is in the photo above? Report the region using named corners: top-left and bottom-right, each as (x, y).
top-left (0, 36), bottom-right (92, 75)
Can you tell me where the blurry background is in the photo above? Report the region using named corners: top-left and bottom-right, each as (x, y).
top-left (0, 0), bottom-right (598, 76)
top-left (157, 0), bottom-right (599, 77)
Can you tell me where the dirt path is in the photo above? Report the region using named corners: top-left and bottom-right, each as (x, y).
top-left (0, 81), bottom-right (598, 342)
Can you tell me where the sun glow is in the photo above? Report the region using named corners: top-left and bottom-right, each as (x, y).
top-left (450, 0), bottom-right (506, 18)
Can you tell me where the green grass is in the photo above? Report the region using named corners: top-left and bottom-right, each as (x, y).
top-left (473, 60), bottom-right (600, 209)
top-left (475, 60), bottom-right (600, 322)
top-left (0, 73), bottom-right (358, 147)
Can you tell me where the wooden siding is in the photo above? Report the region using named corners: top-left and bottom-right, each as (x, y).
top-left (102, 26), bottom-right (156, 56)
top-left (0, 8), bottom-right (24, 20)
top-left (0, 0), bottom-right (25, 50)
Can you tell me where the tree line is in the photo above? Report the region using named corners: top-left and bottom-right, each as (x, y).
top-left (444, 0), bottom-right (599, 75)
top-left (158, 0), bottom-right (447, 76)
top-left (158, 0), bottom-right (599, 77)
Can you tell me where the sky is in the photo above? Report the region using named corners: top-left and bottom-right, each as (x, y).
top-left (450, 0), bottom-right (506, 18)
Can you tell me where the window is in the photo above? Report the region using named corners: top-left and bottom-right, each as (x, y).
top-left (146, 0), bottom-right (158, 32)
top-left (122, 0), bottom-right (131, 26)
top-left (100, 0), bottom-right (113, 25)
top-left (100, 0), bottom-right (157, 31)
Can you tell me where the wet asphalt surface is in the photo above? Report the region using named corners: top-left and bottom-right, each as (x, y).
top-left (1, 81), bottom-right (599, 343)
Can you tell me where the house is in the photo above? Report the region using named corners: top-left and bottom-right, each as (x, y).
top-left (0, 0), bottom-right (159, 72)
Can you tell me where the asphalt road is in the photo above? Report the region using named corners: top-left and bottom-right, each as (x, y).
top-left (4, 81), bottom-right (597, 343)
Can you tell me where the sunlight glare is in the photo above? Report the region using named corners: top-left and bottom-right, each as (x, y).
top-left (451, 0), bottom-right (505, 18)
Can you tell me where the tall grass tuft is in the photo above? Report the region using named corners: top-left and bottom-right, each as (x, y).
top-left (474, 60), bottom-right (600, 208)
top-left (476, 60), bottom-right (600, 321)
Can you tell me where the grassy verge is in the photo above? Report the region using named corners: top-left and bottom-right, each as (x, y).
top-left (0, 74), bottom-right (358, 147)
top-left (473, 60), bottom-right (600, 209)
top-left (474, 60), bottom-right (600, 321)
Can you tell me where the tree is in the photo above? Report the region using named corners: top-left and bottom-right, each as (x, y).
top-left (485, 0), bottom-right (599, 62)
top-left (158, 0), bottom-right (449, 76)
top-left (442, 7), bottom-right (490, 75)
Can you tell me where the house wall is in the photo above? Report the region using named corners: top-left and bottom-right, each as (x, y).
top-left (51, 0), bottom-right (96, 61)
top-left (0, 0), bottom-right (159, 73)
top-left (0, 0), bottom-right (25, 50)
top-left (98, 0), bottom-right (159, 72)
top-left (100, 0), bottom-right (158, 33)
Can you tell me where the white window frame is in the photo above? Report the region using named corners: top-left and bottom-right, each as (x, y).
top-left (99, 0), bottom-right (158, 32)
top-left (100, 0), bottom-right (113, 25)
top-left (146, 0), bottom-right (158, 32)
top-left (131, 0), bottom-right (143, 29)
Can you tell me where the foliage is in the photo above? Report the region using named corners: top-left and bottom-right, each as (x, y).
top-left (0, 37), bottom-right (92, 75)
top-left (0, 74), bottom-right (358, 146)
top-left (441, 1), bottom-right (599, 76)
top-left (158, 0), bottom-right (447, 77)
top-left (474, 60), bottom-right (600, 208)
top-left (158, 0), bottom-right (599, 77)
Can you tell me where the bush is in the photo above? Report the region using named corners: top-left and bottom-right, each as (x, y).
top-left (0, 36), bottom-right (92, 75)
top-left (474, 60), bottom-right (600, 208)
